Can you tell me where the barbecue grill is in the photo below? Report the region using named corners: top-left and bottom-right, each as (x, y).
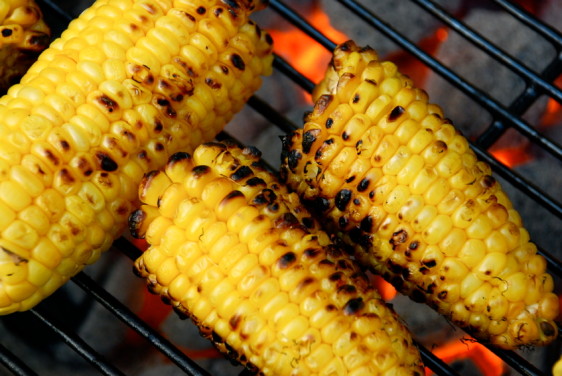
top-left (1, 0), bottom-right (561, 375)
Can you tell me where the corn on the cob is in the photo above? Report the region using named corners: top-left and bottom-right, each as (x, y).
top-left (0, 0), bottom-right (50, 93)
top-left (131, 141), bottom-right (424, 375)
top-left (280, 40), bottom-right (559, 349)
top-left (0, 0), bottom-right (273, 315)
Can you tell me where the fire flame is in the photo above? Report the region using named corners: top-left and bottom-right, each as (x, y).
top-left (426, 339), bottom-right (504, 376)
top-left (268, 3), bottom-right (348, 95)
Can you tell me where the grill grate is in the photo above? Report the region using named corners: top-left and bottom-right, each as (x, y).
top-left (1, 0), bottom-right (561, 375)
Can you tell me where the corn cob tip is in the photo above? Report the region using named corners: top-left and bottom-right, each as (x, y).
top-left (132, 142), bottom-right (424, 375)
top-left (280, 40), bottom-right (559, 349)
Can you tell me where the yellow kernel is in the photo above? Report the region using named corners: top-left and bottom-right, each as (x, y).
top-left (458, 241), bottom-right (486, 272)
top-left (423, 214), bottom-right (452, 245)
top-left (466, 213), bottom-right (493, 239)
top-left (439, 228), bottom-right (466, 257)
top-left (328, 147), bottom-right (357, 178)
top-left (341, 114), bottom-right (371, 146)
top-left (383, 185), bottom-right (410, 214)
top-left (439, 257), bottom-right (469, 282)
top-left (349, 80), bottom-right (379, 113)
top-left (396, 154), bottom-right (424, 186)
top-left (2, 219), bottom-right (39, 250)
top-left (0, 200), bottom-right (16, 232)
top-left (409, 167), bottom-right (437, 195)
top-left (460, 272), bottom-right (484, 299)
top-left (0, 180), bottom-right (32, 211)
top-left (364, 94), bottom-right (393, 124)
top-left (486, 289), bottom-right (509, 320)
top-left (27, 259), bottom-right (52, 287)
top-left (465, 282), bottom-right (492, 313)
top-left (502, 272), bottom-right (528, 302)
top-left (411, 205), bottom-right (437, 233)
top-left (435, 283), bottom-right (460, 303)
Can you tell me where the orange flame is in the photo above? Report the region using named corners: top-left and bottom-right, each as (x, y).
top-left (371, 274), bottom-right (398, 301)
top-left (268, 3), bottom-right (348, 93)
top-left (426, 339), bottom-right (504, 376)
top-left (539, 75), bottom-right (562, 129)
top-left (490, 145), bottom-right (533, 168)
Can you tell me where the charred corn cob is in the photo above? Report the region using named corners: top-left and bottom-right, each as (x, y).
top-left (0, 0), bottom-right (273, 315)
top-left (131, 141), bottom-right (424, 375)
top-left (280, 40), bottom-right (559, 349)
top-left (0, 0), bottom-right (50, 93)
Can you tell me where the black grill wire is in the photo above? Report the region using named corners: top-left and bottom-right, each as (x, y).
top-left (0, 0), bottom-right (561, 375)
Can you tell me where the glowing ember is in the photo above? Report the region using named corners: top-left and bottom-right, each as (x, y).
top-left (268, 3), bottom-right (348, 95)
top-left (371, 274), bottom-right (398, 301)
top-left (426, 339), bottom-right (504, 376)
top-left (490, 145), bottom-right (533, 168)
top-left (539, 75), bottom-right (562, 128)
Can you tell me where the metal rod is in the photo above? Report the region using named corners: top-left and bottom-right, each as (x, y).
top-left (0, 343), bottom-right (38, 376)
top-left (71, 272), bottom-right (212, 376)
top-left (492, 0), bottom-right (562, 47)
top-left (30, 308), bottom-right (126, 376)
top-left (268, 0), bottom-right (337, 52)
top-left (411, 0), bottom-right (562, 104)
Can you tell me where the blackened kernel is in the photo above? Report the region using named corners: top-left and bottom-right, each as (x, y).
top-left (230, 53), bottom-right (245, 70)
top-left (97, 95), bottom-right (118, 113)
top-left (388, 105), bottom-right (405, 121)
top-left (343, 298), bottom-right (364, 315)
top-left (360, 216), bottom-right (373, 232)
top-left (277, 252), bottom-right (296, 269)
top-left (338, 216), bottom-right (349, 228)
top-left (96, 152), bottom-right (118, 172)
top-left (303, 248), bottom-right (322, 259)
top-left (326, 304), bottom-right (337, 312)
top-left (409, 241), bottom-right (419, 250)
top-left (337, 284), bottom-right (356, 294)
top-left (2, 29), bottom-right (13, 37)
top-left (369, 191), bottom-right (375, 199)
top-left (252, 189), bottom-right (277, 205)
top-left (310, 196), bottom-right (330, 213)
top-left (274, 213), bottom-right (300, 229)
top-left (245, 177), bottom-right (266, 187)
top-left (302, 217), bottom-right (314, 229)
top-left (287, 149), bottom-right (302, 172)
top-left (423, 259), bottom-right (437, 268)
top-left (345, 176), bottom-right (356, 183)
top-left (230, 165), bottom-right (253, 181)
top-left (357, 178), bottom-right (370, 192)
top-left (302, 129), bottom-right (320, 154)
top-left (329, 272), bottom-right (342, 281)
top-left (196, 6), bottom-right (206, 14)
top-left (335, 189), bottom-right (352, 211)
top-left (192, 165), bottom-right (211, 177)
top-left (325, 118), bottom-right (334, 128)
top-left (390, 229), bottom-right (408, 245)
top-left (342, 132), bottom-right (350, 140)
top-left (352, 94), bottom-right (360, 103)
top-left (353, 198), bottom-right (360, 205)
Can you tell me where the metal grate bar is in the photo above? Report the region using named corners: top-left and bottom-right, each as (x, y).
top-left (29, 308), bottom-right (126, 376)
top-left (411, 0), bottom-right (562, 104)
top-left (0, 344), bottom-right (38, 376)
top-left (71, 271), bottom-right (211, 376)
top-left (492, 0), bottom-right (562, 47)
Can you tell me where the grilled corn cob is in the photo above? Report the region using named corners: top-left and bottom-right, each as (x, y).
top-left (280, 40), bottom-right (559, 349)
top-left (0, 0), bottom-right (50, 93)
top-left (131, 141), bottom-right (424, 375)
top-left (0, 0), bottom-right (273, 315)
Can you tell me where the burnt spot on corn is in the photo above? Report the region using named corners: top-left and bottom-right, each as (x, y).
top-left (411, 288), bottom-right (426, 303)
top-left (540, 321), bottom-right (556, 337)
top-left (357, 178), bottom-right (370, 192)
top-left (303, 248), bottom-right (322, 259)
top-left (409, 241), bottom-right (419, 250)
top-left (481, 175), bottom-right (496, 189)
top-left (74, 156), bottom-right (94, 177)
top-left (277, 252), bottom-right (296, 269)
top-left (245, 177), bottom-right (266, 187)
top-left (325, 117), bottom-right (334, 129)
top-left (388, 106), bottom-right (405, 121)
top-left (335, 189), bottom-right (352, 211)
top-left (342, 131), bottom-right (350, 141)
top-left (230, 53), bottom-right (245, 70)
top-left (422, 259), bottom-right (437, 268)
top-left (352, 93), bottom-right (360, 103)
top-left (360, 216), bottom-right (373, 232)
top-left (297, 277), bottom-right (315, 291)
top-left (230, 165), bottom-right (253, 181)
top-left (329, 272), bottom-right (342, 281)
top-left (314, 94), bottom-right (333, 116)
top-left (302, 129), bottom-right (320, 154)
top-left (220, 190), bottom-right (244, 208)
top-left (43, 147), bottom-right (60, 166)
top-left (155, 97), bottom-right (177, 118)
top-left (1, 29), bottom-right (12, 37)
top-left (95, 151), bottom-right (119, 172)
top-left (338, 284), bottom-right (357, 295)
top-left (339, 216), bottom-right (349, 228)
top-left (192, 165), bottom-right (211, 178)
top-left (287, 149), bottom-right (302, 172)
top-left (325, 304), bottom-right (337, 312)
top-left (58, 168), bottom-right (75, 185)
top-left (1, 247), bottom-right (28, 264)
top-left (97, 95), bottom-right (118, 113)
top-left (167, 152), bottom-right (192, 167)
top-left (229, 314), bottom-right (241, 330)
top-left (390, 229), bottom-right (408, 249)
top-left (252, 189), bottom-right (277, 205)
top-left (308, 196), bottom-right (330, 213)
top-left (274, 213), bottom-right (301, 229)
top-left (343, 298), bottom-right (364, 315)
top-left (345, 176), bottom-right (355, 183)
top-left (196, 6), bottom-right (206, 14)
top-left (438, 290), bottom-right (447, 300)
top-left (205, 77), bottom-right (222, 89)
